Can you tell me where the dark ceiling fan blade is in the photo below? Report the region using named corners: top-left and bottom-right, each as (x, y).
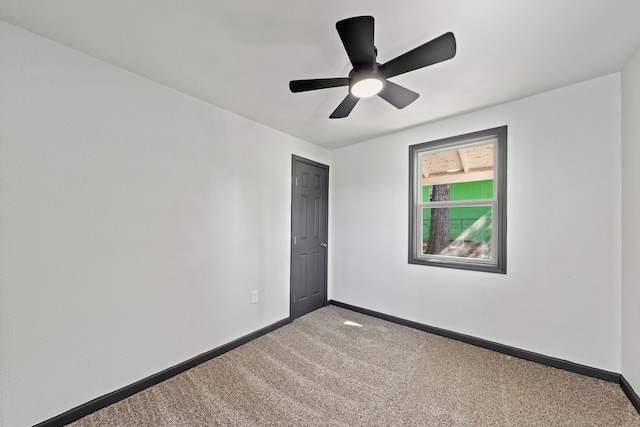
top-left (329, 94), bottom-right (359, 119)
top-left (336, 16), bottom-right (376, 69)
top-left (377, 80), bottom-right (419, 109)
top-left (289, 78), bottom-right (350, 93)
top-left (379, 32), bottom-right (456, 79)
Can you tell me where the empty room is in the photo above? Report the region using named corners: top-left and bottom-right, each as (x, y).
top-left (2, 1), bottom-right (640, 426)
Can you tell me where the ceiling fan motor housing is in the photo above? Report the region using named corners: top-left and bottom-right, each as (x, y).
top-left (349, 68), bottom-right (386, 98)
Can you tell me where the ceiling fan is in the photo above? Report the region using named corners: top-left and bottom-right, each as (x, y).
top-left (289, 16), bottom-right (457, 119)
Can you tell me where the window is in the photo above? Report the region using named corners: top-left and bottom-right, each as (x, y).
top-left (409, 126), bottom-right (507, 273)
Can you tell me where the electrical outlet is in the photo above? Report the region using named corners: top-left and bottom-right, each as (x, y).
top-left (251, 290), bottom-right (259, 304)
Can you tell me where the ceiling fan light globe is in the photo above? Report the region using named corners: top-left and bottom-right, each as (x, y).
top-left (350, 77), bottom-right (384, 98)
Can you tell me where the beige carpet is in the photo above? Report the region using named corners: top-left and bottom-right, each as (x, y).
top-left (69, 306), bottom-right (640, 426)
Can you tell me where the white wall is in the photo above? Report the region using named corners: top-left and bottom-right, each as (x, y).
top-left (329, 74), bottom-right (622, 373)
top-left (621, 46), bottom-right (640, 394)
top-left (0, 21), bottom-right (330, 427)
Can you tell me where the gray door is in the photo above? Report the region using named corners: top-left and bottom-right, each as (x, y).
top-left (290, 156), bottom-right (328, 319)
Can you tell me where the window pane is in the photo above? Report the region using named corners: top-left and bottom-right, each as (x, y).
top-left (420, 143), bottom-right (494, 203)
top-left (422, 207), bottom-right (492, 259)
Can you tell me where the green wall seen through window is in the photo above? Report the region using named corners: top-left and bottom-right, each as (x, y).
top-left (422, 180), bottom-right (493, 242)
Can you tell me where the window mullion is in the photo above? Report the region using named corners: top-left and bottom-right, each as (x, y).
top-left (417, 199), bottom-right (494, 209)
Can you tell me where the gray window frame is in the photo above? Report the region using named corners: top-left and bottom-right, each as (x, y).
top-left (408, 126), bottom-right (507, 274)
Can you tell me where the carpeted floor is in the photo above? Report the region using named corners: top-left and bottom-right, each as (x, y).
top-left (69, 306), bottom-right (640, 426)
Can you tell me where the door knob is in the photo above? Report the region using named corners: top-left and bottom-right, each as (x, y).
top-left (320, 242), bottom-right (327, 248)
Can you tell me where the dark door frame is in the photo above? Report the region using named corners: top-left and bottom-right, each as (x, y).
top-left (290, 155), bottom-right (329, 319)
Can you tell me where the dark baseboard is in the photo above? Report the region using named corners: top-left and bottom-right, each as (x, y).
top-left (621, 375), bottom-right (640, 414)
top-left (329, 300), bottom-right (620, 383)
top-left (33, 302), bottom-right (640, 425)
top-left (330, 300), bottom-right (640, 415)
top-left (34, 317), bottom-right (292, 427)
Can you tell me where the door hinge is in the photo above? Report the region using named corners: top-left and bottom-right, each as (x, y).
top-left (293, 294), bottom-right (296, 303)
top-left (294, 236), bottom-right (296, 245)
top-left (295, 177), bottom-right (298, 186)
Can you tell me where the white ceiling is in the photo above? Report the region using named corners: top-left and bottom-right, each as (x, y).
top-left (2, 1), bottom-right (640, 149)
